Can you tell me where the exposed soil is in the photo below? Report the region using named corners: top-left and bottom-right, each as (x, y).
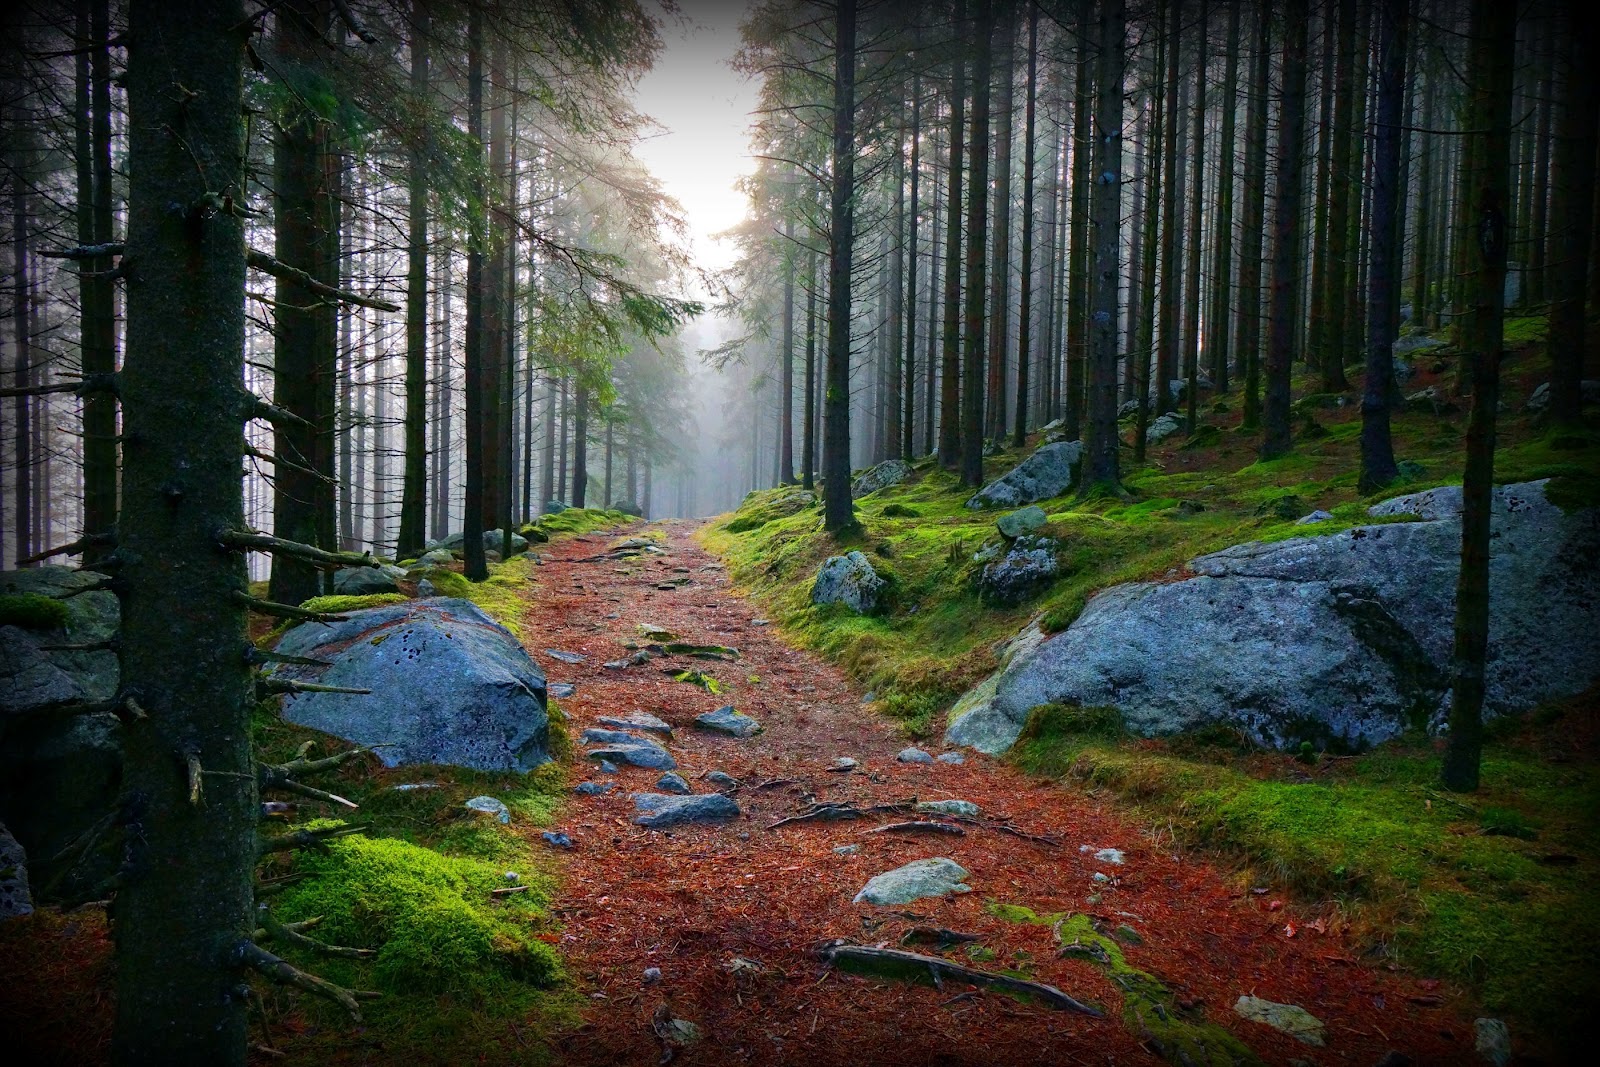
top-left (521, 521), bottom-right (1480, 1067)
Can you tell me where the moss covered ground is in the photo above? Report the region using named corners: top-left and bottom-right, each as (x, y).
top-left (698, 316), bottom-right (1600, 1054)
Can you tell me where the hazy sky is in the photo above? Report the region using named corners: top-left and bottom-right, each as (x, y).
top-left (631, 0), bottom-right (759, 285)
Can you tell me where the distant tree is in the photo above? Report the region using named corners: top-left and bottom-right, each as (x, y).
top-left (1012, 2), bottom-right (1040, 447)
top-left (1235, 0), bottom-right (1269, 433)
top-left (1080, 0), bottom-right (1125, 496)
top-left (1442, 0), bottom-right (1516, 793)
top-left (960, 0), bottom-right (994, 487)
top-left (939, 3), bottom-right (968, 470)
top-left (1546, 1), bottom-right (1598, 429)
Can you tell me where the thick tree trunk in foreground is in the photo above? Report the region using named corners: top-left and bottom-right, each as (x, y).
top-left (1359, 0), bottom-right (1405, 494)
top-left (114, 0), bottom-right (256, 1060)
top-left (1260, 0), bottom-right (1308, 460)
top-left (1081, 0), bottom-right (1125, 496)
top-left (822, 0), bottom-right (857, 532)
top-left (1442, 0), bottom-right (1515, 793)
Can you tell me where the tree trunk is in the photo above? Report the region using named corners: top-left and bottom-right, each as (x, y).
top-left (1442, 0), bottom-right (1515, 794)
top-left (1237, 0), bottom-right (1269, 432)
top-left (462, 5), bottom-right (489, 582)
top-left (803, 250), bottom-right (818, 488)
top-left (1307, 8), bottom-right (1337, 380)
top-left (780, 217), bottom-right (797, 480)
top-left (1547, 1), bottom-right (1597, 428)
top-left (960, 0), bottom-right (994, 487)
top-left (79, 0), bottom-right (118, 561)
top-left (1065, 0), bottom-right (1093, 439)
top-left (1135, 29), bottom-right (1166, 460)
top-left (114, 0), bottom-right (256, 1059)
top-left (985, 2), bottom-right (1015, 442)
top-left (822, 0), bottom-right (858, 532)
top-left (1359, 0), bottom-right (1405, 494)
top-left (887, 109), bottom-right (906, 460)
top-left (1182, 0), bottom-right (1208, 435)
top-left (1317, 0), bottom-right (1356, 392)
top-left (572, 383), bottom-right (588, 508)
top-left (1013, 3), bottom-right (1039, 446)
top-left (1260, 0), bottom-right (1309, 460)
top-left (1081, 0), bottom-right (1125, 495)
top-left (268, 0), bottom-right (340, 605)
top-left (939, 14), bottom-right (968, 470)
top-left (904, 70), bottom-right (922, 459)
top-left (1156, 0), bottom-right (1182, 418)
top-left (10, 104), bottom-right (32, 566)
top-left (1206, 0), bottom-right (1240, 394)
top-left (395, 2), bottom-right (430, 559)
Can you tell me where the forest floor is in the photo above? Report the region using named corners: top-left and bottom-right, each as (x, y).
top-left (521, 521), bottom-right (1481, 1067)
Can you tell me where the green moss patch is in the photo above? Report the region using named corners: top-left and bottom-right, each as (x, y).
top-left (0, 592), bottom-right (69, 630)
top-left (297, 593), bottom-right (408, 616)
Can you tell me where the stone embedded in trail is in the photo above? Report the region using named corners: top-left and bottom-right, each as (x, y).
top-left (853, 857), bottom-right (972, 905)
top-left (548, 682), bottom-right (576, 699)
top-left (544, 649), bottom-right (587, 665)
top-left (935, 752), bottom-right (965, 765)
top-left (1094, 848), bottom-right (1126, 865)
top-left (704, 770), bottom-right (739, 788)
top-left (996, 505), bottom-right (1048, 540)
top-left (946, 479), bottom-right (1600, 754)
top-left (541, 831), bottom-right (574, 849)
top-left (695, 705), bottom-right (762, 738)
top-left (1295, 510), bottom-right (1335, 525)
top-left (1233, 996), bottom-right (1326, 1047)
top-left (827, 757), bottom-right (860, 772)
top-left (851, 458), bottom-right (911, 498)
top-left (597, 760), bottom-right (620, 775)
top-left (587, 741), bottom-right (676, 771)
top-left (631, 792), bottom-right (741, 828)
top-left (574, 781), bottom-right (615, 796)
top-left (581, 727), bottom-right (651, 746)
top-left (655, 772), bottom-right (691, 795)
top-left (271, 598), bottom-right (550, 772)
top-left (465, 796), bottom-right (511, 824)
top-left (834, 844), bottom-right (861, 856)
top-left (966, 441), bottom-right (1082, 510)
top-left (811, 552), bottom-right (886, 615)
top-left (897, 747), bottom-right (934, 765)
top-left (915, 799), bottom-right (979, 817)
top-left (597, 712), bottom-right (674, 737)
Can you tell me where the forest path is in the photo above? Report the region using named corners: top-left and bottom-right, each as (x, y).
top-left (515, 521), bottom-right (1469, 1067)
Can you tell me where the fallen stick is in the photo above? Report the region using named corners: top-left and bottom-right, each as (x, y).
top-left (860, 821), bottom-right (966, 836)
top-left (819, 942), bottom-right (1103, 1017)
top-left (767, 801), bottom-right (916, 831)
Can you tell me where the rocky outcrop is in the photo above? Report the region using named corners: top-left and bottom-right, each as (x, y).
top-left (426, 529), bottom-right (529, 557)
top-left (966, 442), bottom-right (1081, 510)
top-left (946, 480), bottom-right (1600, 754)
top-left (271, 598), bottom-right (550, 772)
top-left (977, 536), bottom-right (1061, 607)
top-left (852, 459), bottom-right (911, 498)
top-left (332, 564), bottom-right (404, 595)
top-left (812, 552), bottom-right (887, 615)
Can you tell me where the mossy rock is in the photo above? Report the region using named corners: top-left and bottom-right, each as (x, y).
top-left (298, 593), bottom-right (408, 616)
top-left (1180, 425), bottom-right (1223, 450)
top-left (274, 832), bottom-right (561, 994)
top-left (881, 503), bottom-right (922, 518)
top-left (0, 593), bottom-right (69, 631)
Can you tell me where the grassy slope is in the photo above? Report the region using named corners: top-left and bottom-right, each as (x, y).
top-left (699, 316), bottom-right (1600, 1055)
top-left (245, 507), bottom-right (633, 1063)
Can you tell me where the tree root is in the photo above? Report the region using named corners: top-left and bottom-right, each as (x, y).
top-left (256, 911), bottom-right (374, 959)
top-left (819, 941), bottom-right (1104, 1016)
top-left (237, 941), bottom-right (377, 1020)
top-left (860, 821), bottom-right (966, 836)
top-left (767, 800), bottom-right (917, 830)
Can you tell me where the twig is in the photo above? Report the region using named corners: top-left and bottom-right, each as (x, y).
top-left (15, 529), bottom-right (115, 565)
top-left (258, 824), bottom-right (364, 857)
top-left (260, 678), bottom-right (373, 697)
top-left (491, 884), bottom-right (533, 896)
top-left (219, 529), bottom-right (377, 568)
top-left (257, 911), bottom-right (374, 959)
top-left (247, 249), bottom-right (399, 311)
top-left (232, 590), bottom-right (348, 624)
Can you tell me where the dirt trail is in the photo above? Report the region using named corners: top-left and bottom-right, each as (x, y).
top-left (519, 522), bottom-right (1474, 1066)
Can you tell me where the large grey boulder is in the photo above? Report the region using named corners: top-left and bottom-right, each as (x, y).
top-left (270, 598), bottom-right (550, 772)
top-left (0, 566), bottom-right (118, 700)
top-left (966, 441), bottom-right (1081, 510)
top-left (1524, 380), bottom-right (1600, 413)
top-left (1145, 412), bottom-right (1183, 445)
top-left (0, 625), bottom-right (82, 714)
top-left (946, 480), bottom-right (1600, 754)
top-left (812, 552), bottom-right (887, 615)
top-left (996, 505), bottom-right (1048, 540)
top-left (852, 459), bottom-right (911, 498)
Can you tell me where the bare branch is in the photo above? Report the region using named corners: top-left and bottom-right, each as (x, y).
top-left (237, 941), bottom-right (374, 1020)
top-left (247, 250), bottom-right (399, 312)
top-left (231, 590), bottom-right (349, 625)
top-left (257, 911), bottom-right (374, 958)
top-left (15, 529), bottom-right (116, 566)
top-left (260, 678), bottom-right (373, 697)
top-left (219, 529), bottom-right (377, 569)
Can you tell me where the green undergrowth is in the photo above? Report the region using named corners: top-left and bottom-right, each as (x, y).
top-left (524, 506), bottom-right (634, 538)
top-left (988, 904), bottom-right (1261, 1066)
top-left (413, 556), bottom-right (536, 638)
top-left (1008, 700), bottom-right (1600, 1056)
top-left (298, 592), bottom-right (408, 616)
top-left (0, 592), bottom-right (69, 630)
top-left (251, 646), bottom-right (579, 1061)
